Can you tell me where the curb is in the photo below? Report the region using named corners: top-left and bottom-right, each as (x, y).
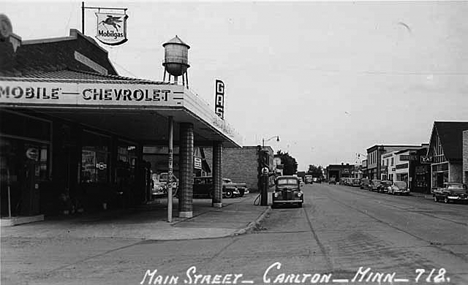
top-left (232, 206), bottom-right (271, 236)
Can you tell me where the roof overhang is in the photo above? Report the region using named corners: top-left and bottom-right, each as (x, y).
top-left (0, 78), bottom-right (243, 148)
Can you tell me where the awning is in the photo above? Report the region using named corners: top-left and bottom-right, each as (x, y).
top-left (0, 75), bottom-right (242, 148)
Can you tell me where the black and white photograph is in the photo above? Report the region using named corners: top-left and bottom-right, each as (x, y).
top-left (1, 1), bottom-right (468, 284)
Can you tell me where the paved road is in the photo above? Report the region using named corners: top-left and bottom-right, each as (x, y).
top-left (2, 183), bottom-right (467, 285)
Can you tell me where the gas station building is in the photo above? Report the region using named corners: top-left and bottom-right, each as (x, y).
top-left (0, 23), bottom-right (242, 223)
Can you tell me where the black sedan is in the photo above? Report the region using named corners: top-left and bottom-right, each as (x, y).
top-left (432, 183), bottom-right (468, 203)
top-left (272, 175), bottom-right (304, 208)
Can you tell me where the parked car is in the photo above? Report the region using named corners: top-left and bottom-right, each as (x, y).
top-left (151, 172), bottom-right (179, 198)
top-left (379, 180), bottom-right (393, 193)
top-left (369, 179), bottom-right (382, 191)
top-left (193, 176), bottom-right (240, 198)
top-left (387, 181), bottom-right (409, 195)
top-left (159, 172), bottom-right (179, 195)
top-left (329, 177), bottom-right (337, 184)
top-left (340, 178), bottom-right (349, 185)
top-left (272, 175), bottom-right (304, 208)
top-left (432, 183), bottom-right (468, 203)
top-left (222, 178), bottom-right (249, 197)
top-left (352, 178), bottom-right (361, 187)
top-left (360, 178), bottom-right (371, 190)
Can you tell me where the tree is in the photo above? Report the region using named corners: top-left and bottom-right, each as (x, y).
top-left (307, 164), bottom-right (324, 178)
top-left (276, 150), bottom-right (298, 175)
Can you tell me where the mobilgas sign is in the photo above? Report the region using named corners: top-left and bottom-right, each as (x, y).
top-left (0, 81), bottom-right (184, 107)
top-left (96, 12), bottom-right (128, 46)
top-left (215, 80), bottom-right (224, 119)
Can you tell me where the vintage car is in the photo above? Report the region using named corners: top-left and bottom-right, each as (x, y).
top-left (387, 181), bottom-right (409, 195)
top-left (193, 176), bottom-right (240, 198)
top-left (272, 175), bottom-right (304, 208)
top-left (379, 180), bottom-right (393, 193)
top-left (222, 178), bottom-right (249, 197)
top-left (151, 173), bottom-right (179, 198)
top-left (329, 177), bottom-right (337, 185)
top-left (360, 178), bottom-right (371, 190)
top-left (369, 179), bottom-right (382, 191)
top-left (432, 183), bottom-right (468, 203)
top-left (351, 178), bottom-right (361, 187)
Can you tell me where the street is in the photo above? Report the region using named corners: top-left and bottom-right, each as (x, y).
top-left (2, 183), bottom-right (468, 285)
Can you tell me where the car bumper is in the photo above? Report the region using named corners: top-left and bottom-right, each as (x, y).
top-left (272, 199), bottom-right (303, 204)
top-left (447, 196), bottom-right (468, 201)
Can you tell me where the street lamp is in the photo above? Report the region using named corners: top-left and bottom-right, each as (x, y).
top-left (262, 136), bottom-right (280, 148)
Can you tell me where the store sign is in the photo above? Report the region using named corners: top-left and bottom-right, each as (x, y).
top-left (194, 157), bottom-right (202, 170)
top-left (396, 163), bottom-right (409, 170)
top-left (400, 155), bottom-right (418, 161)
top-left (0, 81), bottom-right (184, 107)
top-left (215, 80), bottom-right (224, 119)
top-left (96, 12), bottom-right (128, 46)
top-left (420, 156), bottom-right (432, 164)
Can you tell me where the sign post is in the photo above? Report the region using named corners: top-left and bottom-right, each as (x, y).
top-left (167, 116), bottom-right (173, 223)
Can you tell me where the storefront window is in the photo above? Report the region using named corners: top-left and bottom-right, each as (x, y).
top-left (0, 137), bottom-right (49, 217)
top-left (116, 143), bottom-right (137, 184)
top-left (81, 131), bottom-right (110, 183)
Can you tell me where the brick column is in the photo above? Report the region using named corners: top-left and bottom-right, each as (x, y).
top-left (178, 123), bottom-right (194, 218)
top-left (212, 141), bottom-right (223, 208)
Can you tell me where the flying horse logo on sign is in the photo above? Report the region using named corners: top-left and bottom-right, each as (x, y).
top-left (96, 12), bottom-right (128, 45)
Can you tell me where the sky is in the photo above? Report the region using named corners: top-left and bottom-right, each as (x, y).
top-left (3, 1), bottom-right (468, 170)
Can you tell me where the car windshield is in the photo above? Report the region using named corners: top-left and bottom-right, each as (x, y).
top-left (446, 184), bottom-right (465, 190)
top-left (394, 181), bottom-right (406, 188)
top-left (277, 179), bottom-right (298, 185)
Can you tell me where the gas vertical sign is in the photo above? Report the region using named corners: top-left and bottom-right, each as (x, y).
top-left (215, 80), bottom-right (224, 119)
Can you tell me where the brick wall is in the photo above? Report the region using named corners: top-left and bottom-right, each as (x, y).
top-left (203, 146), bottom-right (274, 192)
top-left (450, 163), bottom-right (463, 183)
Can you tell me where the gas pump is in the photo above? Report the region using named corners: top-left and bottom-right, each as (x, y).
top-left (257, 149), bottom-right (270, 206)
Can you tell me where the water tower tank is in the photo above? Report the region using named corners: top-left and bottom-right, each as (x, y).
top-left (162, 35), bottom-right (190, 77)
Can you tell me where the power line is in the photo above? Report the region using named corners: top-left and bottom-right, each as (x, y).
top-left (304, 66), bottom-right (468, 76)
top-left (109, 58), bottom-right (139, 78)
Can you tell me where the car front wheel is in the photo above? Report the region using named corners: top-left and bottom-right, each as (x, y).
top-left (225, 190), bottom-right (233, 198)
top-left (444, 197), bottom-right (449, 204)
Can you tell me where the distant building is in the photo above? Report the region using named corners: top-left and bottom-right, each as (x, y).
top-left (366, 144), bottom-right (424, 180)
top-left (380, 144), bottom-right (430, 193)
top-left (427, 121), bottom-right (468, 188)
top-left (361, 159), bottom-right (368, 178)
top-left (326, 163), bottom-right (355, 182)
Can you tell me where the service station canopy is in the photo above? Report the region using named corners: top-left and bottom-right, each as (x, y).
top-left (0, 78), bottom-right (243, 148)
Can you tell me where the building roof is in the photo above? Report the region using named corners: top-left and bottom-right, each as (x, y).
top-left (1, 67), bottom-right (169, 85)
top-left (431, 121), bottom-right (468, 162)
top-left (0, 28), bottom-right (242, 148)
top-left (163, 35), bottom-right (190, 48)
top-left (366, 144), bottom-right (423, 152)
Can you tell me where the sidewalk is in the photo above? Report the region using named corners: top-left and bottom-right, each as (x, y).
top-left (0, 193), bottom-right (270, 240)
top-left (409, 191), bottom-right (433, 200)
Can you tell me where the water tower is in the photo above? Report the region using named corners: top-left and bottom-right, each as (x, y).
top-left (162, 35), bottom-right (190, 87)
